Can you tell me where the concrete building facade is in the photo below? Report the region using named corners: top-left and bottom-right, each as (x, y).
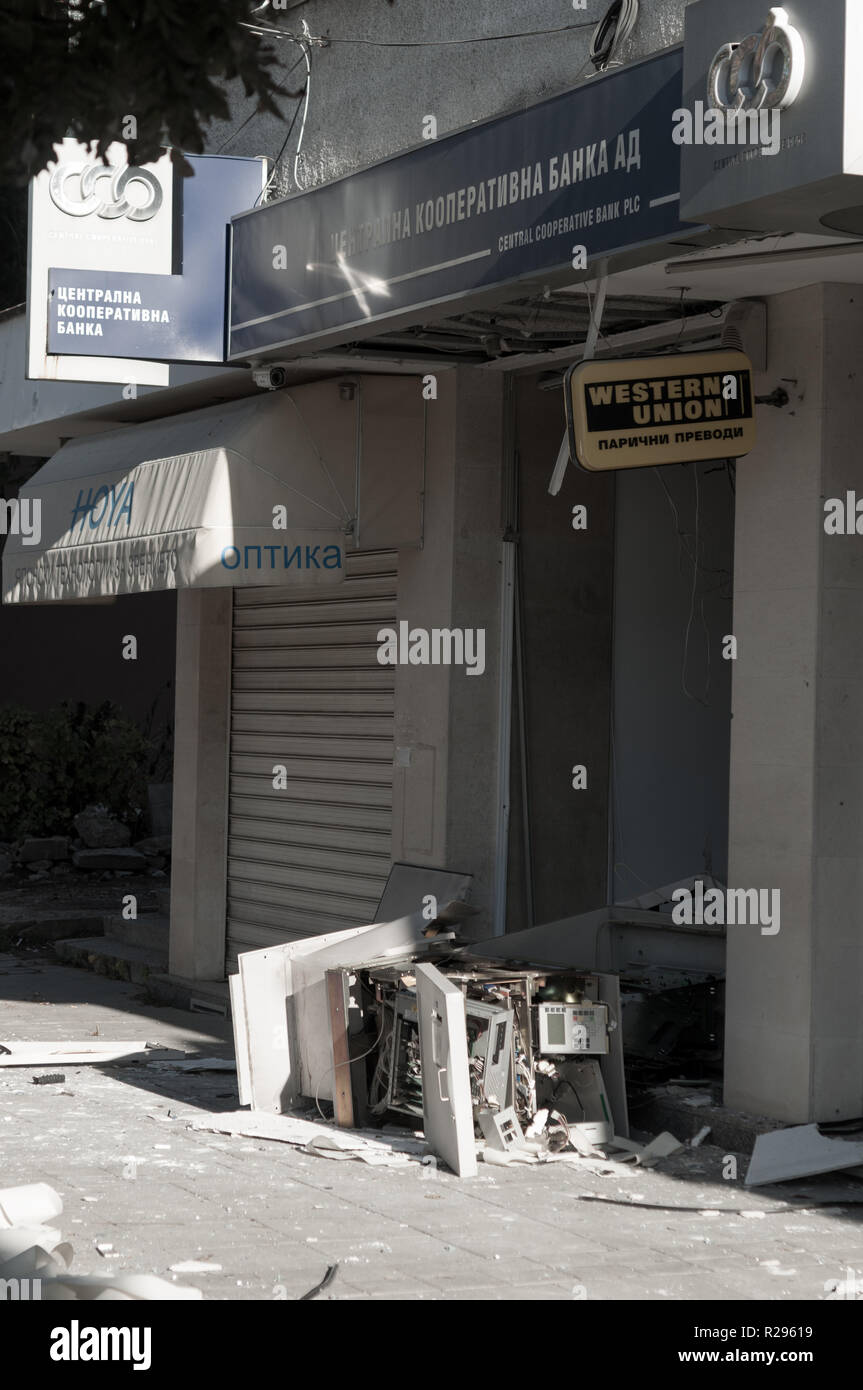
top-left (3, 0), bottom-right (863, 1128)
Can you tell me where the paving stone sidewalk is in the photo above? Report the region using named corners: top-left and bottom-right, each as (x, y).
top-left (2, 952), bottom-right (862, 1301)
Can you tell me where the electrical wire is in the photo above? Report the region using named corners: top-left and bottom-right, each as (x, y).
top-left (589, 0), bottom-right (639, 71)
top-left (291, 25), bottom-right (313, 190)
top-left (237, 18), bottom-right (604, 199)
top-left (368, 1007), bottom-right (393, 1110)
top-left (313, 1014), bottom-right (388, 1122)
top-left (256, 88), bottom-right (305, 205)
top-left (546, 1108), bottom-right (571, 1151)
top-left (216, 49), bottom-right (308, 152)
top-left (240, 20), bottom-right (601, 47)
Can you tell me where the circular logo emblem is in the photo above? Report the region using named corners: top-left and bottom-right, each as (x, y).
top-left (48, 162), bottom-right (163, 222)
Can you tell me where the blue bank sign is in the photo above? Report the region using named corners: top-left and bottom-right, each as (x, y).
top-left (229, 47), bottom-right (695, 360)
top-left (46, 154), bottom-right (264, 363)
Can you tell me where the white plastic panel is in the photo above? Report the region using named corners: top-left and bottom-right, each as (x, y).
top-left (416, 963), bottom-right (478, 1179)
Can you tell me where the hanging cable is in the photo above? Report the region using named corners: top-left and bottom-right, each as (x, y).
top-left (216, 49), bottom-right (308, 152)
top-left (291, 24), bottom-right (313, 190)
top-left (256, 90), bottom-right (304, 205)
top-left (240, 19), bottom-right (601, 47)
top-left (589, 0), bottom-right (639, 71)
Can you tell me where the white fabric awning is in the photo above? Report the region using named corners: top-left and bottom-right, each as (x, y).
top-left (2, 391), bottom-right (354, 604)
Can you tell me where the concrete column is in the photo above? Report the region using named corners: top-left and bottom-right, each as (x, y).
top-left (169, 587), bottom-right (232, 981)
top-left (725, 283), bottom-right (863, 1122)
top-left (391, 368), bottom-right (504, 934)
top-left (446, 370), bottom-right (505, 929)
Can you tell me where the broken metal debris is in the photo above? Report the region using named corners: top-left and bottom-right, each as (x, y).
top-left (190, 1110), bottom-right (426, 1166)
top-left (478, 1105), bottom-right (529, 1154)
top-left (0, 1182), bottom-right (63, 1229)
top-left (169, 1260), bottom-right (223, 1274)
top-left (163, 1057), bottom-right (236, 1073)
top-left (0, 1040), bottom-right (186, 1066)
top-left (228, 909), bottom-right (698, 1182)
top-left (745, 1122), bottom-right (863, 1187)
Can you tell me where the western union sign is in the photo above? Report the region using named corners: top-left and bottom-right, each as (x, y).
top-left (564, 348), bottom-right (755, 471)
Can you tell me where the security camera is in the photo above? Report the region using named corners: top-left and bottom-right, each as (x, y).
top-left (252, 365), bottom-right (288, 391)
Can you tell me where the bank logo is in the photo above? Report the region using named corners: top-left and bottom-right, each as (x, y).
top-left (708, 6), bottom-right (805, 112)
top-left (49, 162), bottom-right (163, 222)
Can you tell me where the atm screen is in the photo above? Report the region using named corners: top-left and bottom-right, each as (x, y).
top-left (546, 1011), bottom-right (566, 1045)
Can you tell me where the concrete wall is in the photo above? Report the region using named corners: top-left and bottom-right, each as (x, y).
top-left (0, 0), bottom-right (691, 449)
top-left (446, 371), bottom-right (506, 930)
top-left (725, 283), bottom-right (863, 1122)
top-left (0, 310), bottom-right (248, 457)
top-left (212, 0), bottom-right (688, 196)
top-left (391, 368), bottom-right (504, 934)
top-left (612, 460), bottom-right (734, 901)
top-left (169, 587), bottom-right (232, 981)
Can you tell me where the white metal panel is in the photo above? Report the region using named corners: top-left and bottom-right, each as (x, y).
top-left (226, 549), bottom-right (397, 965)
top-left (416, 963), bottom-right (478, 1179)
top-left (231, 946), bottom-right (293, 1113)
top-left (228, 973), bottom-right (252, 1107)
top-left (231, 915), bottom-right (427, 1113)
top-left (595, 972), bottom-right (629, 1139)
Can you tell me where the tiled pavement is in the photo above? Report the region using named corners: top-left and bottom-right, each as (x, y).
top-left (2, 952), bottom-right (862, 1301)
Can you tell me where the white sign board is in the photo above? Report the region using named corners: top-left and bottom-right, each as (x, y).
top-left (27, 138), bottom-right (173, 386)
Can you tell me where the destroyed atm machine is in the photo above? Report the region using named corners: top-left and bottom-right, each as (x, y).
top-left (230, 905), bottom-right (628, 1179)
top-left (409, 959), bottom-right (625, 1176)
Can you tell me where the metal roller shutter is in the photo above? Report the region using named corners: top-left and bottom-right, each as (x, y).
top-left (226, 549), bottom-right (397, 967)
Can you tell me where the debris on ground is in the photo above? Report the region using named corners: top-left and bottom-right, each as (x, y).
top-left (228, 907), bottom-right (702, 1184)
top-left (745, 1121), bottom-right (863, 1187)
top-left (0, 1040), bottom-right (186, 1066)
top-left (169, 1260), bottom-right (223, 1274)
top-left (0, 1182), bottom-right (201, 1299)
top-left (299, 1264), bottom-right (338, 1300)
top-left (158, 1057), bottom-right (236, 1073)
top-left (190, 1110), bottom-right (427, 1166)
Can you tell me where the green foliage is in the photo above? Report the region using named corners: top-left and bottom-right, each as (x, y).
top-left (0, 706), bottom-right (39, 836)
top-left (141, 681), bottom-right (174, 784)
top-left (0, 700), bottom-right (152, 839)
top-left (0, 0), bottom-right (287, 184)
